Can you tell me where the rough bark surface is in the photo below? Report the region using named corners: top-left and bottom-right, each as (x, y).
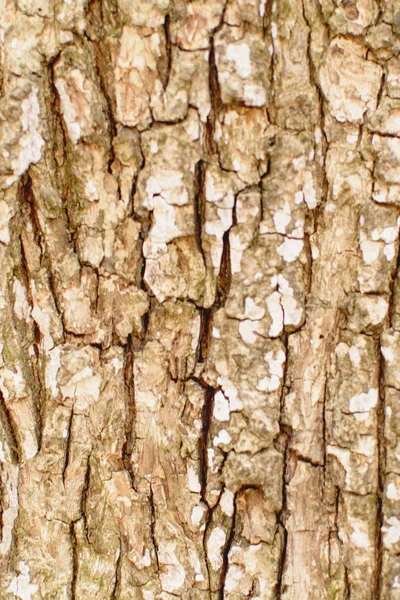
top-left (0, 0), bottom-right (400, 598)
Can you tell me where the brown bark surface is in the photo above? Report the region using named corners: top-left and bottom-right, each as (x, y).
top-left (0, 0), bottom-right (400, 598)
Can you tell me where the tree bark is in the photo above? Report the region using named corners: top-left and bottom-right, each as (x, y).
top-left (0, 0), bottom-right (400, 598)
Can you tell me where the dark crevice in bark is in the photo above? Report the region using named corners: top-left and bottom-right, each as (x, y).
top-left (161, 13), bottom-right (172, 90)
top-left (197, 308), bottom-right (213, 364)
top-left (194, 159), bottom-right (206, 260)
top-left (275, 332), bottom-right (290, 599)
top-left (376, 71), bottom-right (386, 111)
top-left (218, 496), bottom-right (237, 600)
top-left (111, 538), bottom-right (122, 600)
top-left (0, 391), bottom-right (19, 465)
top-left (375, 336), bottom-right (386, 600)
top-left (206, 40), bottom-right (222, 155)
top-left (70, 521), bottom-right (79, 600)
top-left (149, 485), bottom-right (160, 572)
top-left (215, 231), bottom-right (232, 308)
top-left (122, 336), bottom-right (137, 492)
top-left (331, 488), bottom-right (351, 599)
top-left (80, 455), bottom-right (92, 543)
top-left (62, 410), bottom-right (74, 485)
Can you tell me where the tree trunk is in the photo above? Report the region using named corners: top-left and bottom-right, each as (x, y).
top-left (0, 0), bottom-right (399, 598)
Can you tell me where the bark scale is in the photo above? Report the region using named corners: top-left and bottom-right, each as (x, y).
top-left (0, 0), bottom-right (400, 598)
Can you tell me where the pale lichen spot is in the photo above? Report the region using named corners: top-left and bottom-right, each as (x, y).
top-left (217, 377), bottom-right (243, 412)
top-left (294, 191), bottom-right (304, 205)
top-left (349, 345), bottom-right (361, 367)
top-left (257, 349), bottom-right (286, 392)
top-left (243, 84), bottom-right (266, 106)
top-left (349, 388), bottom-right (378, 421)
top-left (0, 462), bottom-right (19, 555)
top-left (187, 466), bottom-right (201, 493)
top-left (208, 448), bottom-right (218, 474)
top-left (45, 347), bottom-right (61, 398)
top-left (360, 240), bottom-right (380, 264)
top-left (382, 516), bottom-right (400, 545)
top-left (226, 44), bottom-right (252, 79)
top-left (350, 524), bottom-right (370, 549)
top-left (384, 243), bottom-right (396, 261)
top-left (387, 482), bottom-right (400, 501)
top-left (277, 238), bottom-right (303, 263)
top-left (381, 345), bottom-right (394, 363)
top-left (239, 319), bottom-right (260, 344)
top-left (213, 391), bottom-right (230, 422)
top-left (244, 297), bottom-right (265, 320)
top-left (10, 89), bottom-right (44, 182)
top-left (207, 527), bottom-right (226, 570)
top-left (191, 505), bottom-right (206, 526)
top-left (273, 202), bottom-right (291, 234)
top-left (220, 489), bottom-right (235, 517)
top-left (266, 291), bottom-right (283, 337)
top-left (160, 563), bottom-right (186, 593)
top-left (213, 429), bottom-right (232, 447)
top-left (150, 140), bottom-right (159, 154)
top-left (13, 279), bottom-right (31, 322)
top-left (259, 0), bottom-right (267, 17)
top-left (8, 561), bottom-right (39, 600)
top-left (393, 576), bottom-right (400, 590)
top-left (302, 171), bottom-right (317, 209)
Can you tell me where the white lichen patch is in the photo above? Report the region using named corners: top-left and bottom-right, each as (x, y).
top-left (213, 429), bottom-right (232, 447)
top-left (158, 544), bottom-right (186, 593)
top-left (226, 44), bottom-right (252, 79)
top-left (191, 505), bottom-right (206, 526)
top-left (266, 291), bottom-right (283, 337)
top-left (244, 297), bottom-right (265, 320)
top-left (220, 489), bottom-right (235, 517)
top-left (0, 464), bottom-right (19, 555)
top-left (273, 202), bottom-right (291, 234)
top-left (45, 347), bottom-right (61, 398)
top-left (382, 516), bottom-right (400, 545)
top-left (10, 88), bottom-right (44, 181)
top-left (0, 199), bottom-right (13, 244)
top-left (207, 527), bottom-right (226, 570)
top-left (360, 240), bottom-right (380, 264)
top-left (387, 482), bottom-right (400, 501)
top-left (257, 349), bottom-right (286, 392)
top-left (13, 279), bottom-right (31, 322)
top-left (381, 345), bottom-right (395, 363)
top-left (230, 231), bottom-right (248, 274)
top-left (349, 346), bottom-right (361, 367)
top-left (217, 377), bottom-right (243, 412)
top-left (267, 275), bottom-right (303, 337)
top-left (213, 391), bottom-right (230, 422)
top-left (239, 319), bottom-right (261, 344)
top-left (350, 522), bottom-right (370, 549)
top-left (348, 388), bottom-right (378, 421)
top-left (8, 561), bottom-right (39, 600)
top-left (145, 171), bottom-right (188, 207)
top-left (187, 465), bottom-right (201, 493)
top-left (319, 37), bottom-right (382, 123)
top-left (60, 366), bottom-right (101, 409)
top-left (277, 238), bottom-right (303, 263)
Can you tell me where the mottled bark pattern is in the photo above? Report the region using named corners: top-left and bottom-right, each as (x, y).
top-left (0, 0), bottom-right (400, 598)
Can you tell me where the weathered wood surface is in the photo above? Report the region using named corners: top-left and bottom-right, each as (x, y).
top-left (0, 0), bottom-right (400, 598)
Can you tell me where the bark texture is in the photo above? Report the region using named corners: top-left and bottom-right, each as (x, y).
top-left (0, 0), bottom-right (400, 598)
